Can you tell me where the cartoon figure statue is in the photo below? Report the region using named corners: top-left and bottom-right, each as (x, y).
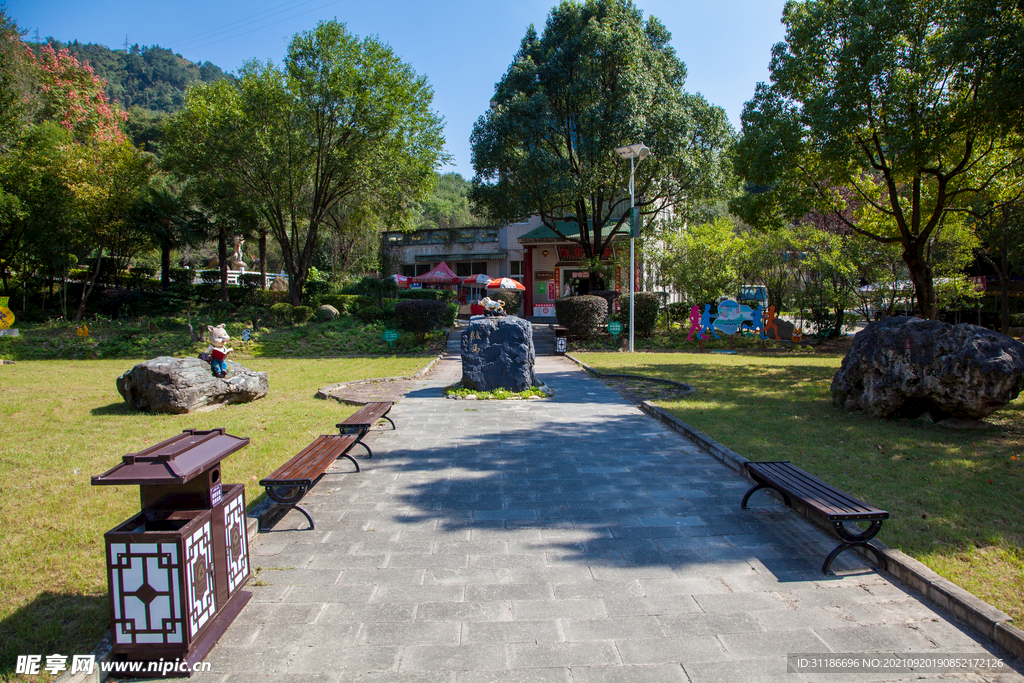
top-left (745, 303), bottom-right (764, 336)
top-left (205, 324), bottom-right (232, 378)
top-left (0, 297), bottom-right (13, 329)
top-left (698, 304), bottom-right (719, 340)
top-left (763, 305), bottom-right (779, 340)
top-left (76, 324), bottom-right (89, 338)
top-left (686, 304), bottom-right (701, 341)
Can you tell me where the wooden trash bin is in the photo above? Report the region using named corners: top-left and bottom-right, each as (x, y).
top-left (92, 429), bottom-right (252, 674)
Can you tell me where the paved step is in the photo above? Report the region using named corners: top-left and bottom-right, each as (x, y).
top-left (447, 320), bottom-right (559, 355)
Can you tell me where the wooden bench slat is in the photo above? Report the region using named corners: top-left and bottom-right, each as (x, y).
top-left (339, 401), bottom-right (393, 428)
top-left (260, 435), bottom-right (357, 486)
top-left (748, 462), bottom-right (888, 520)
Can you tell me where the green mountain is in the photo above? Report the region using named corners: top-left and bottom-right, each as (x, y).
top-left (32, 40), bottom-right (229, 114)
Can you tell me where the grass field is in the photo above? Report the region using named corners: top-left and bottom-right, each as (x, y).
top-left (0, 355), bottom-right (431, 680)
top-left (575, 349), bottom-right (1024, 625)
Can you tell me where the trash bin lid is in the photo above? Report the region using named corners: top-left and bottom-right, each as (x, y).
top-left (91, 428), bottom-right (249, 486)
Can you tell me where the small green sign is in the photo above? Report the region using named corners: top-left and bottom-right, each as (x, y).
top-left (537, 282), bottom-right (546, 295)
top-left (382, 329), bottom-right (399, 349)
top-left (607, 320), bottom-right (623, 340)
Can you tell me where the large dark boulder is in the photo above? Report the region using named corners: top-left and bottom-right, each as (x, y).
top-left (461, 317), bottom-right (536, 392)
top-left (117, 356), bottom-right (269, 414)
top-left (831, 317), bottom-right (1024, 419)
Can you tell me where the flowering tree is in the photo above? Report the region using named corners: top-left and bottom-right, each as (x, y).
top-left (29, 43), bottom-right (127, 143)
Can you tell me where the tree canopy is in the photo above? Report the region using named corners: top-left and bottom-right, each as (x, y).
top-left (470, 0), bottom-right (734, 286)
top-left (732, 0), bottom-right (1024, 319)
top-left (30, 39), bottom-right (229, 114)
top-left (165, 20), bottom-right (447, 305)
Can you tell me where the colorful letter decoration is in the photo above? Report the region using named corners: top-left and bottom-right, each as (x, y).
top-left (0, 297), bottom-right (13, 329)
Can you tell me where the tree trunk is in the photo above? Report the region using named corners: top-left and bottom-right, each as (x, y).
top-left (902, 244), bottom-right (937, 319)
top-left (74, 247), bottom-right (104, 323)
top-left (1001, 216), bottom-right (1009, 335)
top-left (259, 230), bottom-right (267, 290)
top-left (832, 306), bottom-right (845, 337)
top-left (218, 224), bottom-right (229, 302)
top-left (160, 242), bottom-right (171, 291)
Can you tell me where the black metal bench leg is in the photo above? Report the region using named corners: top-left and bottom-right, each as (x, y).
top-left (823, 521), bottom-right (886, 574)
top-left (353, 439), bottom-right (373, 458)
top-left (261, 485), bottom-right (316, 531)
top-left (382, 415), bottom-right (396, 430)
top-left (741, 482), bottom-right (791, 509)
top-left (341, 453), bottom-right (360, 472)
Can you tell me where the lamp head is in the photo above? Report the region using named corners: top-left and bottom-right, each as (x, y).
top-left (614, 143), bottom-right (651, 161)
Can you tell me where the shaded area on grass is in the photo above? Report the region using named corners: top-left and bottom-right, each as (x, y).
top-left (576, 350), bottom-right (1024, 623)
top-left (0, 592), bottom-right (108, 681)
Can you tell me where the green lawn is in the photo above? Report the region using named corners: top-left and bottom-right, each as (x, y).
top-left (575, 350), bottom-right (1024, 624)
top-left (0, 355), bottom-right (430, 680)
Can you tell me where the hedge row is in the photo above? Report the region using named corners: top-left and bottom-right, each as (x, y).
top-left (555, 295), bottom-right (607, 340)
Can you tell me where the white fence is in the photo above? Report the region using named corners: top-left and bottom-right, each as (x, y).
top-left (194, 270), bottom-right (288, 287)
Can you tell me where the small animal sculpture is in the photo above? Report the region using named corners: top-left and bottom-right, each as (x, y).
top-left (205, 324), bottom-right (232, 378)
top-left (480, 297), bottom-right (506, 316)
top-left (76, 324), bottom-right (89, 338)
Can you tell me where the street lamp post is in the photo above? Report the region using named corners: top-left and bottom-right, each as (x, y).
top-left (614, 143), bottom-right (650, 353)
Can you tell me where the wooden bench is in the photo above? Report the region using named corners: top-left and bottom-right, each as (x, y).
top-left (258, 434), bottom-right (359, 531)
top-left (336, 401), bottom-right (395, 459)
top-left (740, 461), bottom-right (889, 574)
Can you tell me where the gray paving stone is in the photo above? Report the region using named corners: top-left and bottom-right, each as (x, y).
top-left (200, 355), bottom-right (1022, 682)
top-left (399, 644), bottom-right (508, 672)
top-left (509, 642), bottom-right (620, 668)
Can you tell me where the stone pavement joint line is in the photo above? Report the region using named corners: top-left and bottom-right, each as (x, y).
top-left (203, 354), bottom-right (1021, 683)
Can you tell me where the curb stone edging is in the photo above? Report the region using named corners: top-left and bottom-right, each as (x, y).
top-left (564, 353), bottom-right (696, 396)
top-left (315, 352), bottom-right (445, 401)
top-left (633, 398), bottom-right (1024, 666)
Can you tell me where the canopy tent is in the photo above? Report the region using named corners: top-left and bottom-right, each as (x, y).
top-left (410, 261), bottom-right (461, 285)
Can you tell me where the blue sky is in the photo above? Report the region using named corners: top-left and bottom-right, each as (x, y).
top-left (8, 0), bottom-right (789, 178)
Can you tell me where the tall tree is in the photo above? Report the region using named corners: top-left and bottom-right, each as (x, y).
top-left (165, 20), bottom-right (447, 305)
top-left (733, 0), bottom-right (1024, 319)
top-left (470, 0), bottom-right (734, 290)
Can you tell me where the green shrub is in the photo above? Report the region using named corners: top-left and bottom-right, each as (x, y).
top-left (355, 305), bottom-right (383, 323)
top-left (395, 299), bottom-right (449, 341)
top-left (199, 270), bottom-right (220, 285)
top-left (619, 292), bottom-right (662, 337)
top-left (555, 295), bottom-right (607, 340)
top-left (304, 279), bottom-right (330, 304)
top-left (252, 290), bottom-right (288, 306)
top-left (488, 290), bottom-right (523, 316)
top-left (270, 302), bottom-right (294, 323)
top-left (293, 305), bottom-right (313, 324)
top-left (398, 288), bottom-right (457, 303)
top-left (444, 302), bottom-right (459, 327)
top-left (169, 268), bottom-right (195, 285)
top-left (240, 273), bottom-right (263, 289)
top-left (1010, 313), bottom-right (1024, 327)
top-left (589, 290), bottom-right (620, 317)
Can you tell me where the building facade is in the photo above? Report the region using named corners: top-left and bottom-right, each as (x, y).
top-left (383, 217), bottom-right (631, 317)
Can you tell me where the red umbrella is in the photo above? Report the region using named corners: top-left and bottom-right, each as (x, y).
top-left (486, 277), bottom-right (526, 290)
top-left (463, 274), bottom-right (493, 286)
top-left (389, 274), bottom-right (410, 288)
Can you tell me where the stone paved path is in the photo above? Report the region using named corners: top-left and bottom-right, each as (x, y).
top-left (198, 355), bottom-right (1021, 682)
